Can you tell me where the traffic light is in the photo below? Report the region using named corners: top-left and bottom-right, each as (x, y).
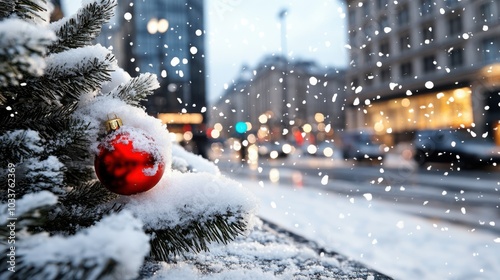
top-left (235, 121), bottom-right (248, 134)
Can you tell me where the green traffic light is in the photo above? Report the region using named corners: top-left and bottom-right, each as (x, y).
top-left (235, 122), bottom-right (248, 134)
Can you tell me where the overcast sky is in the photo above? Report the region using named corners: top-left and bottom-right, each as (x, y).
top-left (61, 0), bottom-right (348, 103)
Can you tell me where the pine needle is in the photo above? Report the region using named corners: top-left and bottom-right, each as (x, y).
top-left (149, 209), bottom-right (248, 261)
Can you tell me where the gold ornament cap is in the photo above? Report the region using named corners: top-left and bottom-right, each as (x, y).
top-left (105, 115), bottom-right (123, 133)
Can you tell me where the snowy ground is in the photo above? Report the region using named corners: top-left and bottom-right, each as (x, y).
top-left (145, 148), bottom-right (500, 279)
top-left (238, 175), bottom-right (500, 279)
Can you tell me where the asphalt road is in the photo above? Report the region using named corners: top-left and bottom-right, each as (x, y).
top-left (214, 152), bottom-right (500, 234)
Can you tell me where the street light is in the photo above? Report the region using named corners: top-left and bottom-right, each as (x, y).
top-left (147, 18), bottom-right (169, 34)
top-left (278, 8), bottom-right (289, 137)
top-left (147, 17), bottom-right (169, 81)
top-left (278, 8), bottom-right (288, 57)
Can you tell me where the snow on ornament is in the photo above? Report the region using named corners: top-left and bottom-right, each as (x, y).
top-left (94, 116), bottom-right (165, 195)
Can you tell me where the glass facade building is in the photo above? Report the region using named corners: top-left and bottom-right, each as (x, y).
top-left (98, 0), bottom-right (207, 135)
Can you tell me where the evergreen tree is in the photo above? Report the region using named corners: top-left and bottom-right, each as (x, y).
top-left (0, 1), bottom-right (255, 279)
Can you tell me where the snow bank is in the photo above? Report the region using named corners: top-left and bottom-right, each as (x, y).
top-left (243, 179), bottom-right (500, 279)
top-left (172, 143), bottom-right (221, 174)
top-left (124, 171), bottom-right (258, 230)
top-left (18, 211), bottom-right (149, 280)
top-left (148, 218), bottom-right (381, 279)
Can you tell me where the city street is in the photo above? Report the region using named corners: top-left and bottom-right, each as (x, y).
top-left (214, 150), bottom-right (500, 235)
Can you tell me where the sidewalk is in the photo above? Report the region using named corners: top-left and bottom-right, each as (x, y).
top-left (239, 177), bottom-right (500, 280)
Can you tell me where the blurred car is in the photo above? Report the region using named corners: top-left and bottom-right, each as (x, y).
top-left (413, 129), bottom-right (500, 168)
top-left (257, 141), bottom-right (294, 159)
top-left (340, 131), bottom-right (386, 161)
top-left (313, 141), bottom-right (338, 158)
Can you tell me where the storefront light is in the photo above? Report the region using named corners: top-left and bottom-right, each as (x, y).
top-left (374, 122), bottom-right (384, 132)
top-left (210, 129), bottom-right (220, 139)
top-left (303, 123), bottom-right (312, 133)
top-left (453, 88), bottom-right (467, 99)
top-left (147, 18), bottom-right (158, 34)
top-left (214, 123), bottom-right (223, 131)
top-left (314, 113), bottom-right (325, 123)
top-left (157, 18), bottom-right (169, 33)
top-left (258, 114), bottom-right (268, 124)
top-left (183, 131), bottom-right (193, 141)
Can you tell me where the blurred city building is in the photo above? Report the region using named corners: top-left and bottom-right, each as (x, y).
top-left (209, 55), bottom-right (346, 145)
top-left (50, 0), bottom-right (64, 21)
top-left (343, 0), bottom-right (500, 145)
top-left (96, 0), bottom-right (208, 155)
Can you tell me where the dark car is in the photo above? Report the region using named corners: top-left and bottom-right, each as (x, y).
top-left (413, 129), bottom-right (500, 168)
top-left (340, 130), bottom-right (386, 161)
top-left (257, 140), bottom-right (294, 159)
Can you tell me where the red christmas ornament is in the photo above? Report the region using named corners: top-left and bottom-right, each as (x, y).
top-left (94, 117), bottom-right (164, 195)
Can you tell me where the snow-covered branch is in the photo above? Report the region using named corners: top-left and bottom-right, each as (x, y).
top-left (49, 0), bottom-right (117, 53)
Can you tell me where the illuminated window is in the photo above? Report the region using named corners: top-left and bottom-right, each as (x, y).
top-left (364, 88), bottom-right (473, 133)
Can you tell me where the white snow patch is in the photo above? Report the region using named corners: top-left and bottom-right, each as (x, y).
top-left (241, 179), bottom-right (500, 279)
top-left (0, 191), bottom-right (57, 223)
top-left (125, 172), bottom-right (258, 230)
top-left (19, 211), bottom-right (149, 280)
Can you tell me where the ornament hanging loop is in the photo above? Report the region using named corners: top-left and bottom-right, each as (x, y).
top-left (105, 114), bottom-right (123, 133)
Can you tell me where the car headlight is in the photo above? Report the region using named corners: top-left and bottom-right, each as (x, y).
top-left (282, 143), bottom-right (293, 154)
top-left (323, 147), bottom-right (334, 157)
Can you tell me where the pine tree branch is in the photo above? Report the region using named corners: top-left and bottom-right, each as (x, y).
top-left (62, 181), bottom-right (119, 209)
top-left (0, 191), bottom-right (57, 237)
top-left (3, 50), bottom-right (115, 107)
top-left (0, 211), bottom-right (148, 280)
top-left (38, 181), bottom-right (121, 235)
top-left (0, 19), bottom-right (55, 91)
top-left (103, 73), bottom-right (160, 107)
top-left (48, 0), bottom-right (117, 54)
top-left (0, 108), bottom-right (94, 189)
top-left (0, 1), bottom-right (16, 19)
top-left (0, 198), bottom-right (54, 241)
top-left (46, 120), bottom-right (91, 162)
top-left (0, 0), bottom-right (47, 22)
top-left (42, 202), bottom-right (123, 236)
top-left (148, 208), bottom-right (248, 261)
top-left (0, 102), bottom-right (78, 138)
top-left (0, 181), bottom-right (117, 236)
top-left (0, 258), bottom-right (119, 280)
top-left (0, 129), bottom-right (43, 166)
top-left (43, 119), bottom-right (94, 187)
top-left (41, 52), bottom-right (115, 104)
